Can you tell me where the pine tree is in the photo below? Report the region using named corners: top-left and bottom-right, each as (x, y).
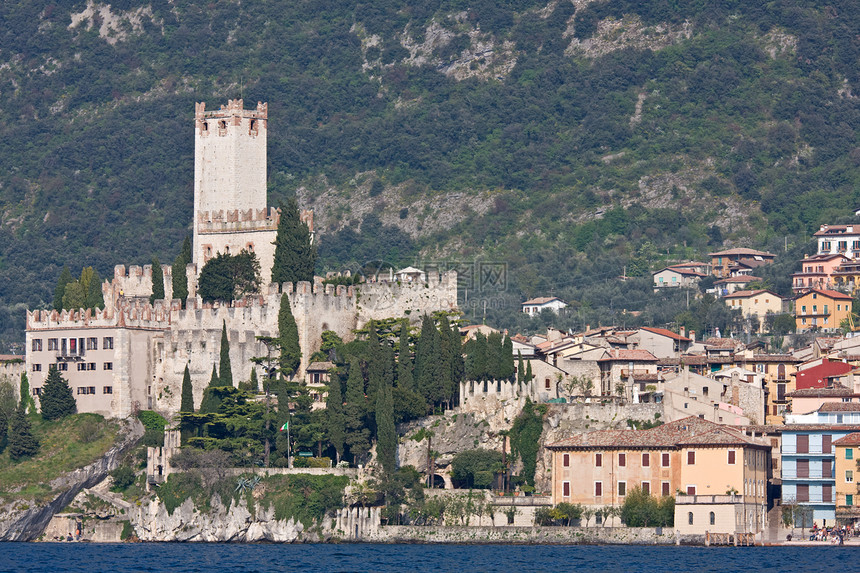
top-left (271, 196), bottom-right (316, 287)
top-left (53, 266), bottom-right (73, 312)
top-left (180, 364), bottom-right (194, 413)
top-left (219, 321), bottom-right (233, 387)
top-left (9, 405), bottom-right (39, 460)
top-left (150, 257), bottom-right (164, 304)
top-left (326, 369), bottom-right (345, 463)
top-left (85, 268), bottom-right (104, 310)
top-left (199, 364), bottom-right (221, 414)
top-left (40, 366), bottom-right (76, 421)
top-left (344, 357), bottom-right (370, 463)
top-left (365, 321), bottom-right (384, 404)
top-left (278, 293), bottom-right (301, 379)
top-left (172, 236), bottom-right (191, 307)
top-left (375, 372), bottom-right (396, 473)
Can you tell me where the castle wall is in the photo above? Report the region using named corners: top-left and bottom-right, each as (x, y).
top-left (357, 270), bottom-right (458, 324)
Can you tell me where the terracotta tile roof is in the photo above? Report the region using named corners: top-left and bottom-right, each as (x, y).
top-left (813, 225), bottom-right (860, 237)
top-left (307, 361), bottom-right (335, 371)
top-left (709, 248), bottom-right (776, 257)
top-left (598, 349), bottom-right (658, 362)
top-left (547, 417), bottom-right (766, 450)
top-left (0, 355), bottom-right (23, 361)
top-left (787, 386), bottom-right (855, 398)
top-left (750, 354), bottom-right (799, 363)
top-left (510, 334), bottom-right (530, 344)
top-left (832, 432), bottom-right (860, 446)
top-left (796, 288), bottom-right (853, 300)
top-left (723, 289), bottom-right (783, 300)
top-left (633, 373), bottom-right (661, 382)
top-left (655, 267), bottom-right (707, 277)
top-left (522, 297), bottom-right (564, 306)
top-left (819, 402), bottom-right (860, 412)
top-left (781, 424), bottom-right (860, 432)
top-left (714, 276), bottom-right (762, 284)
top-left (640, 326), bottom-right (691, 342)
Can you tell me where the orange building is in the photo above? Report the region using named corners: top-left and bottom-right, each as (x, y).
top-left (547, 417), bottom-right (770, 528)
top-left (794, 289), bottom-right (853, 332)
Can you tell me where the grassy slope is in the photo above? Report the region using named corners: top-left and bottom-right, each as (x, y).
top-left (0, 413), bottom-right (121, 505)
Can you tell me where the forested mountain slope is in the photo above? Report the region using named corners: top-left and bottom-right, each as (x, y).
top-left (2, 1), bottom-right (860, 349)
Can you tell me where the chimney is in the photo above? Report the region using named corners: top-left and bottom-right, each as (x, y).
top-left (680, 326), bottom-right (686, 338)
top-left (690, 330), bottom-right (696, 342)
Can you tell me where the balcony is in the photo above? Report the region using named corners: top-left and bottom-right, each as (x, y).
top-left (781, 471), bottom-right (834, 480)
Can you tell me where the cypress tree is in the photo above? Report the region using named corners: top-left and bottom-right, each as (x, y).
top-left (249, 368), bottom-right (259, 392)
top-left (517, 351), bottom-right (526, 385)
top-left (524, 360), bottom-right (534, 385)
top-left (344, 357), bottom-right (370, 463)
top-left (502, 334), bottom-right (515, 380)
top-left (365, 321), bottom-right (383, 404)
top-left (396, 320), bottom-right (414, 392)
top-left (375, 373), bottom-right (396, 473)
top-left (180, 364), bottom-right (194, 413)
top-left (9, 405), bottom-right (39, 460)
top-left (172, 236), bottom-right (191, 307)
top-left (150, 257), bottom-right (164, 304)
top-left (219, 321), bottom-right (233, 387)
top-left (40, 366), bottom-right (76, 421)
top-left (487, 331), bottom-right (504, 380)
top-left (86, 268), bottom-right (104, 310)
top-left (0, 407), bottom-right (6, 450)
top-left (415, 315), bottom-right (443, 408)
top-left (199, 364), bottom-right (221, 414)
top-left (19, 372), bottom-right (34, 414)
top-left (326, 369), bottom-right (345, 463)
top-left (278, 293), bottom-right (301, 379)
top-left (271, 196), bottom-right (316, 287)
top-left (53, 266), bottom-right (72, 312)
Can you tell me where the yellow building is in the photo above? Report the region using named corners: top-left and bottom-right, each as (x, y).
top-left (833, 433), bottom-right (860, 524)
top-left (547, 417), bottom-right (770, 529)
top-left (795, 289), bottom-right (853, 332)
top-left (723, 290), bottom-right (786, 334)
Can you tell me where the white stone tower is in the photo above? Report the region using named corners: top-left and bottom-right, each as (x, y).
top-left (193, 100), bottom-right (278, 278)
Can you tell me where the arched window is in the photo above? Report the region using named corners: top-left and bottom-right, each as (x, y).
top-left (688, 512), bottom-right (694, 525)
top-left (709, 511), bottom-right (715, 525)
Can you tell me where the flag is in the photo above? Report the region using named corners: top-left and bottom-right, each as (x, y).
top-left (279, 421), bottom-right (289, 432)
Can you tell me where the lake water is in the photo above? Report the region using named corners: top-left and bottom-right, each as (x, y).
top-left (0, 542), bottom-right (857, 572)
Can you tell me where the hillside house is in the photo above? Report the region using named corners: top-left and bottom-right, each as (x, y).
top-left (713, 276), bottom-right (762, 297)
top-left (521, 297), bottom-right (567, 315)
top-left (634, 327), bottom-right (693, 358)
top-left (794, 289), bottom-right (853, 332)
top-left (813, 224), bottom-right (860, 259)
top-left (709, 248), bottom-right (776, 279)
top-left (652, 267), bottom-right (706, 289)
top-left (791, 253), bottom-right (849, 293)
top-left (597, 348), bottom-right (658, 397)
top-left (722, 290), bottom-right (786, 333)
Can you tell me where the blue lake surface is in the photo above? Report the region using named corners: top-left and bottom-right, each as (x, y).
top-left (0, 542), bottom-right (858, 572)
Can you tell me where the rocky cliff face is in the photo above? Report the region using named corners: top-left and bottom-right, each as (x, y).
top-left (133, 496), bottom-right (311, 542)
top-left (0, 419), bottom-right (143, 541)
top-left (398, 401), bottom-right (663, 491)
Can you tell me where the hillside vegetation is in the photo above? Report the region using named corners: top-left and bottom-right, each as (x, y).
top-left (0, 413), bottom-right (121, 504)
top-left (3, 1), bottom-right (860, 346)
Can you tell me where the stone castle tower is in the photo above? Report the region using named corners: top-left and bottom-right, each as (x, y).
top-left (193, 100), bottom-right (279, 278)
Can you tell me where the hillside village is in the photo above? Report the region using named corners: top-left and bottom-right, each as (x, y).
top-left (5, 100), bottom-right (860, 546)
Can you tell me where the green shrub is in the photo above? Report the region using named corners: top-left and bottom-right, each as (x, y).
top-left (137, 411), bottom-right (167, 432)
top-left (110, 466), bottom-right (136, 491)
top-left (156, 472), bottom-right (202, 515)
top-left (120, 520), bottom-right (134, 541)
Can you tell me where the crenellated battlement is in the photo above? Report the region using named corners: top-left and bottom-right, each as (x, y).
top-left (196, 207), bottom-right (279, 234)
top-left (195, 99), bottom-right (267, 121)
top-left (195, 100), bottom-right (267, 136)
